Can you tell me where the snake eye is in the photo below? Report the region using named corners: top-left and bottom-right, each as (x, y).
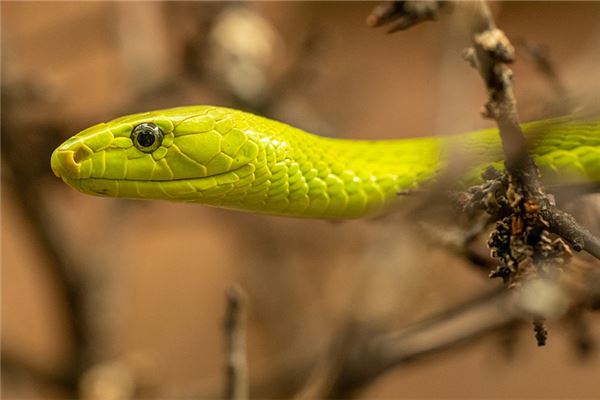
top-left (131, 122), bottom-right (164, 153)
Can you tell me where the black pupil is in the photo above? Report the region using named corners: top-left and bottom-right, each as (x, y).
top-left (137, 130), bottom-right (156, 147)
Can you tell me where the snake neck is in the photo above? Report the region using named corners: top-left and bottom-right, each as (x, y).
top-left (202, 115), bottom-right (600, 219)
top-left (198, 114), bottom-right (445, 218)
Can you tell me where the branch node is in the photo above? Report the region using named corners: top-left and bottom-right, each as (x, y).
top-left (480, 101), bottom-right (499, 119)
top-left (473, 28), bottom-right (515, 64)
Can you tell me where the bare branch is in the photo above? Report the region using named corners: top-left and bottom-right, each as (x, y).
top-left (1, 351), bottom-right (76, 394)
top-left (464, 1), bottom-right (531, 174)
top-left (1, 80), bottom-right (92, 395)
top-left (223, 286), bottom-right (249, 400)
top-left (540, 205), bottom-right (600, 259)
top-left (295, 289), bottom-right (518, 399)
top-left (517, 39), bottom-right (569, 100)
top-left (462, 1), bottom-right (600, 261)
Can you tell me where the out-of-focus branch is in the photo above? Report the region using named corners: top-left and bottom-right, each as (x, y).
top-left (294, 288), bottom-right (517, 399)
top-left (1, 351), bottom-right (76, 394)
top-left (1, 82), bottom-right (90, 395)
top-left (199, 289), bottom-right (516, 399)
top-left (200, 251), bottom-right (600, 399)
top-left (517, 39), bottom-right (569, 100)
top-left (223, 286), bottom-right (249, 400)
top-left (367, 0), bottom-right (452, 33)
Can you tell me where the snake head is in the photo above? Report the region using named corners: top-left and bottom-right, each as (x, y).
top-left (51, 106), bottom-right (260, 202)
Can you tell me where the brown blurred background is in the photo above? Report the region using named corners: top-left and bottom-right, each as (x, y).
top-left (2, 1), bottom-right (600, 399)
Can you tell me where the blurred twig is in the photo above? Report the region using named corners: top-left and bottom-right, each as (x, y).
top-left (1, 351), bottom-right (76, 394)
top-left (367, 0), bottom-right (452, 33)
top-left (517, 39), bottom-right (569, 100)
top-left (293, 288), bottom-right (514, 399)
top-left (198, 250), bottom-right (600, 399)
top-left (198, 288), bottom-right (516, 399)
top-left (223, 286), bottom-right (249, 400)
top-left (464, 1), bottom-right (527, 171)
top-left (1, 82), bottom-right (91, 396)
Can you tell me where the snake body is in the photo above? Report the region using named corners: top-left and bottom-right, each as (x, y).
top-left (51, 106), bottom-right (600, 218)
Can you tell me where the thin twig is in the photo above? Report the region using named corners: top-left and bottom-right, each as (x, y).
top-left (517, 39), bottom-right (569, 101)
top-left (1, 351), bottom-right (76, 394)
top-left (540, 205), bottom-right (600, 259)
top-left (296, 289), bottom-right (518, 399)
top-left (367, 1), bottom-right (452, 33)
top-left (198, 257), bottom-right (600, 399)
top-left (223, 286), bottom-right (249, 400)
top-left (1, 84), bottom-right (91, 395)
top-left (463, 1), bottom-right (600, 261)
top-left (465, 1), bottom-right (531, 174)
top-left (201, 289), bottom-right (514, 400)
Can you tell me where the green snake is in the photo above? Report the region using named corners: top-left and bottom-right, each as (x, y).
top-left (51, 106), bottom-right (600, 218)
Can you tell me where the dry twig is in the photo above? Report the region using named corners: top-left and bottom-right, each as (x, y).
top-left (461, 2), bottom-right (600, 259)
top-left (1, 81), bottom-right (91, 395)
top-left (223, 286), bottom-right (249, 400)
top-left (458, 1), bottom-right (600, 347)
top-left (367, 0), bottom-right (452, 33)
top-left (517, 39), bottom-right (569, 101)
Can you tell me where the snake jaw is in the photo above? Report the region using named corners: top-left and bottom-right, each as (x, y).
top-left (63, 164), bottom-right (254, 203)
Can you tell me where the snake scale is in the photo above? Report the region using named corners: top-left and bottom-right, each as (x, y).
top-left (51, 106), bottom-right (600, 218)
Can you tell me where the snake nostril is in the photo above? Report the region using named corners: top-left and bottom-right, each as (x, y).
top-left (51, 142), bottom-right (94, 179)
top-left (73, 144), bottom-right (92, 164)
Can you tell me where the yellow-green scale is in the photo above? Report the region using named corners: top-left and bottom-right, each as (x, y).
top-left (201, 112), bottom-right (600, 218)
top-left (185, 111), bottom-right (444, 218)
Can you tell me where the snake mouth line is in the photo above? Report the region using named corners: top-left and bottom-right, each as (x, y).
top-left (62, 165), bottom-right (251, 198)
top-left (61, 163), bottom-right (251, 183)
top-left (66, 176), bottom-right (221, 183)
